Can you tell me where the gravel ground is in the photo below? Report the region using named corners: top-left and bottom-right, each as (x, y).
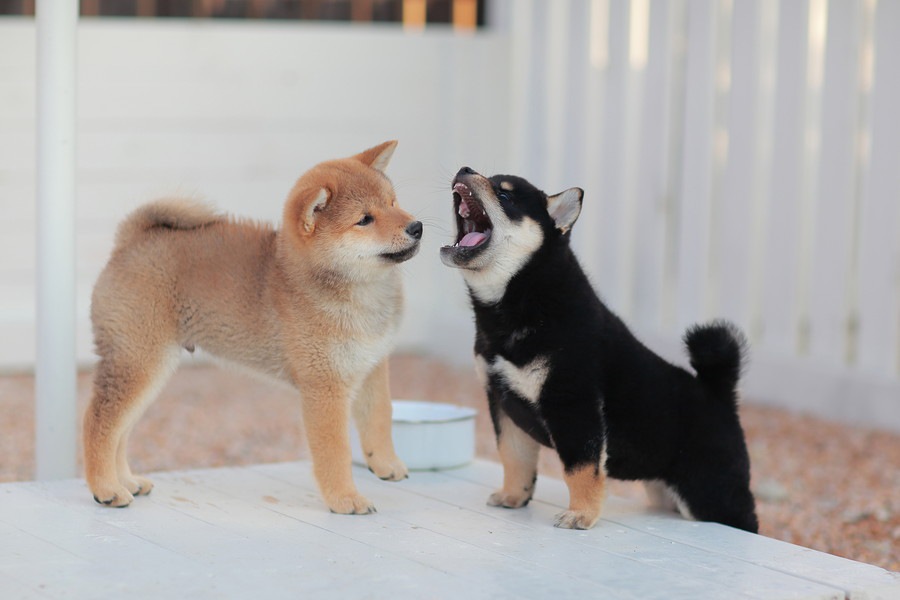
top-left (1, 354), bottom-right (897, 572)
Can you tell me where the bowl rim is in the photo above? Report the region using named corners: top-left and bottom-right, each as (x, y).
top-left (391, 399), bottom-right (477, 425)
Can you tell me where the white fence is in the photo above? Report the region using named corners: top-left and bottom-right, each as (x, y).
top-left (500, 0), bottom-right (899, 431)
top-left (1, 0), bottom-right (898, 431)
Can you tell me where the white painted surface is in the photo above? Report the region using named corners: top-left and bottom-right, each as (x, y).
top-left (1, 460), bottom-right (898, 599)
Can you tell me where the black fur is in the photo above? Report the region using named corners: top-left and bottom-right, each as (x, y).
top-left (449, 170), bottom-right (758, 533)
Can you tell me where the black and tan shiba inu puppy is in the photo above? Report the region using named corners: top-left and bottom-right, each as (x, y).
top-left (440, 167), bottom-right (758, 532)
top-left (85, 141), bottom-right (420, 515)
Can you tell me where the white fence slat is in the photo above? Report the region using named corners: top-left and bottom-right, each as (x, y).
top-left (674, 0), bottom-right (717, 331)
top-left (759, 0), bottom-right (810, 357)
top-left (574, 0), bottom-right (609, 282)
top-left (543, 0), bottom-right (572, 193)
top-left (558, 0), bottom-right (591, 193)
top-left (855, 0), bottom-right (900, 375)
top-left (714, 0), bottom-right (763, 331)
top-left (508, 0), bottom-right (541, 176)
top-left (630, 0), bottom-right (677, 331)
top-left (807, 0), bottom-right (863, 365)
top-left (744, 0), bottom-right (780, 344)
top-left (594, 0), bottom-right (636, 314)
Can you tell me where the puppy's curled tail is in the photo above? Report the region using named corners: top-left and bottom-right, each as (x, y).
top-left (114, 199), bottom-right (222, 249)
top-left (684, 320), bottom-right (747, 401)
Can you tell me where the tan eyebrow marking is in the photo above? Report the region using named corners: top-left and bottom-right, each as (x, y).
top-left (500, 181), bottom-right (515, 191)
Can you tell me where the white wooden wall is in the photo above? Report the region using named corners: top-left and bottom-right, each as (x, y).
top-left (0, 17), bottom-right (508, 371)
top-left (1, 1), bottom-right (898, 430)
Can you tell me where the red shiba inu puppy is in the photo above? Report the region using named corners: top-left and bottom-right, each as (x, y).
top-left (84, 141), bottom-right (421, 515)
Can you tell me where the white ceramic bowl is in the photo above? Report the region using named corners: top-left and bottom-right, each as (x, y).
top-left (352, 400), bottom-right (477, 471)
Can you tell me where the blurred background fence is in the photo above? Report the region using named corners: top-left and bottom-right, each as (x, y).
top-left (1, 0), bottom-right (898, 430)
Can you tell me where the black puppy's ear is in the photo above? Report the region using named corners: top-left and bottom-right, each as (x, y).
top-left (547, 188), bottom-right (583, 234)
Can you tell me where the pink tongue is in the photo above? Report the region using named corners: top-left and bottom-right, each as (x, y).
top-left (459, 232), bottom-right (487, 247)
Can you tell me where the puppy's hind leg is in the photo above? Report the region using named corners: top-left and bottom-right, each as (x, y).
top-left (668, 473), bottom-right (759, 533)
top-left (644, 480), bottom-right (679, 513)
top-left (83, 346), bottom-right (179, 507)
top-left (487, 413), bottom-right (540, 509)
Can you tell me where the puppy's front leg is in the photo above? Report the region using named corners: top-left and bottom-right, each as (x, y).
top-left (488, 413), bottom-right (539, 508)
top-left (546, 402), bottom-right (608, 530)
top-left (351, 360), bottom-right (408, 482)
top-left (556, 463), bottom-right (607, 529)
top-left (300, 379), bottom-right (374, 515)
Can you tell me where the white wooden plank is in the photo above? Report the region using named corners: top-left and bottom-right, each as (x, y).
top-left (0, 573), bottom-right (49, 600)
top-left (855, 0), bottom-right (900, 375)
top-left (250, 465), bottom-right (739, 598)
top-left (10, 474), bottom-right (502, 600)
top-left (572, 0), bottom-right (609, 280)
top-left (2, 462), bottom-right (898, 600)
top-left (714, 0), bottom-right (762, 330)
top-left (759, 0), bottom-right (810, 356)
top-left (442, 461), bottom-right (900, 599)
top-left (674, 0), bottom-right (717, 331)
top-left (506, 0), bottom-right (538, 174)
top-left (594, 0), bottom-right (633, 313)
top-left (744, 0), bottom-right (780, 344)
top-left (806, 0), bottom-right (863, 365)
top-left (557, 1), bottom-right (590, 193)
top-left (257, 462), bottom-right (852, 600)
top-left (631, 0), bottom-right (676, 332)
top-left (70, 23), bottom-right (500, 122)
top-left (173, 465), bottom-right (634, 598)
top-left (363, 473), bottom-right (845, 600)
top-left (542, 0), bottom-right (573, 193)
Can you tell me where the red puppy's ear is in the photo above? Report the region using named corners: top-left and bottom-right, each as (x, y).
top-left (353, 140), bottom-right (398, 173)
top-left (296, 187), bottom-right (330, 235)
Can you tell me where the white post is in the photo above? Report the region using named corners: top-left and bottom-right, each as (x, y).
top-left (35, 0), bottom-right (78, 480)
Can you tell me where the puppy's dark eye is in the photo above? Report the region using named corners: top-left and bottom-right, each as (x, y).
top-left (357, 214), bottom-right (374, 226)
top-left (498, 191), bottom-right (511, 203)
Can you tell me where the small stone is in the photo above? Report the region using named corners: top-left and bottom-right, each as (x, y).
top-left (754, 479), bottom-right (789, 504)
top-left (842, 509), bottom-right (871, 524)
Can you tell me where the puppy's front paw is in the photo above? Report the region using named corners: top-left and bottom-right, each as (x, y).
top-left (327, 493), bottom-right (376, 515)
top-left (91, 483), bottom-right (135, 508)
top-left (366, 453), bottom-right (409, 482)
top-left (554, 509), bottom-right (599, 530)
top-left (487, 489), bottom-right (532, 509)
top-left (123, 475), bottom-right (154, 496)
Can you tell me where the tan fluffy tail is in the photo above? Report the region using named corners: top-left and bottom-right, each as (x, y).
top-left (114, 199), bottom-right (222, 248)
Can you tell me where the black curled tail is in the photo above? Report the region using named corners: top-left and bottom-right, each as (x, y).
top-left (683, 320), bottom-right (748, 401)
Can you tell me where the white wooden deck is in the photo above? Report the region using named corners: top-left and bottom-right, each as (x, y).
top-left (1, 460), bottom-right (898, 600)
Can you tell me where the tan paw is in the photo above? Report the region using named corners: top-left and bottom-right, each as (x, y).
top-left (554, 509), bottom-right (599, 530)
top-left (91, 483), bottom-right (135, 508)
top-left (123, 475), bottom-right (154, 496)
top-left (366, 453), bottom-right (409, 482)
top-left (327, 493), bottom-right (376, 515)
top-left (487, 489), bottom-right (532, 509)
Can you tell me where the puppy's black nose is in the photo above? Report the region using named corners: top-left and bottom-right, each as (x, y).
top-left (406, 221), bottom-right (423, 240)
top-left (458, 166), bottom-right (476, 176)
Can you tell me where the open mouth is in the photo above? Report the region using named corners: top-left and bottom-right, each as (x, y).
top-left (451, 182), bottom-right (493, 250)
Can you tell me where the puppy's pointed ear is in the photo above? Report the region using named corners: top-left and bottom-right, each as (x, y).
top-left (354, 140), bottom-right (398, 173)
top-left (547, 188), bottom-right (583, 235)
top-left (297, 187), bottom-right (330, 235)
